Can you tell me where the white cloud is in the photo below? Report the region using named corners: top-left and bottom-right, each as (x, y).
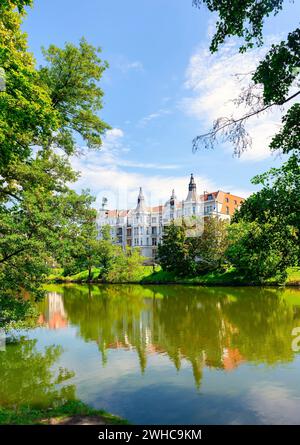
top-left (71, 128), bottom-right (216, 209)
top-left (114, 57), bottom-right (144, 73)
top-left (138, 109), bottom-right (172, 127)
top-left (181, 35), bottom-right (292, 161)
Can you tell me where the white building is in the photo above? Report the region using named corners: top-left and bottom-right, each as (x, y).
top-left (97, 174), bottom-right (244, 260)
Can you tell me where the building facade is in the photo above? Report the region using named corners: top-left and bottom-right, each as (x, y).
top-left (97, 174), bottom-right (244, 260)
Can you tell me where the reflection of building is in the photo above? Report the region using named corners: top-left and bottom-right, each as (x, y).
top-left (38, 292), bottom-right (68, 329)
top-left (222, 348), bottom-right (245, 371)
top-left (97, 174), bottom-right (244, 259)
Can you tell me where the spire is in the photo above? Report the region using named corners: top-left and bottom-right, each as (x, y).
top-left (170, 189), bottom-right (177, 208)
top-left (136, 187), bottom-right (146, 212)
top-left (185, 173), bottom-right (197, 201)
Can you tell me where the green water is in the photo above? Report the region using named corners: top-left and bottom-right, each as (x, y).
top-left (2, 284), bottom-right (300, 424)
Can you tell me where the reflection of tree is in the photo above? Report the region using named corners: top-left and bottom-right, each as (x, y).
top-left (221, 287), bottom-right (300, 365)
top-left (44, 284), bottom-right (300, 389)
top-left (0, 337), bottom-right (75, 409)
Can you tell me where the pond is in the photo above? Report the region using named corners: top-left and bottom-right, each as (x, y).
top-left (2, 284), bottom-right (300, 424)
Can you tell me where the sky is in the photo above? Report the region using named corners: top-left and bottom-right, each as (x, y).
top-left (23, 0), bottom-right (300, 210)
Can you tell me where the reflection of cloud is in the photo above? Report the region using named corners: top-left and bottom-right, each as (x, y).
top-left (181, 35), bottom-right (295, 161)
top-left (247, 383), bottom-right (300, 424)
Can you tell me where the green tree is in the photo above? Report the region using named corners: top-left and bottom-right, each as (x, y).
top-left (39, 38), bottom-right (110, 153)
top-left (226, 155), bottom-right (300, 281)
top-left (0, 2), bottom-right (58, 168)
top-left (226, 219), bottom-right (298, 282)
top-left (105, 246), bottom-right (146, 283)
top-left (233, 154), bottom-right (300, 231)
top-left (0, 153), bottom-right (97, 296)
top-left (190, 217), bottom-right (229, 274)
top-left (158, 223), bottom-right (193, 276)
top-left (0, 2), bottom-right (110, 310)
top-left (192, 1), bottom-right (299, 157)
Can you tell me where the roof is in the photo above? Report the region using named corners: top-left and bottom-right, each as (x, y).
top-left (147, 205), bottom-right (163, 213)
top-left (105, 209), bottom-right (130, 217)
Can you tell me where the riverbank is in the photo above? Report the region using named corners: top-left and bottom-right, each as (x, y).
top-left (0, 400), bottom-right (128, 425)
top-left (47, 266), bottom-right (300, 286)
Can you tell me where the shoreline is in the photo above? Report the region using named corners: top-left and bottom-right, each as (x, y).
top-left (48, 278), bottom-right (300, 287)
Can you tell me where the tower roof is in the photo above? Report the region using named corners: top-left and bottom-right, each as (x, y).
top-left (185, 173), bottom-right (198, 202)
top-left (135, 187), bottom-right (146, 212)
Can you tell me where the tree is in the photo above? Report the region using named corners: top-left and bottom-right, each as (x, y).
top-left (0, 153), bottom-right (97, 297)
top-left (0, 3), bottom-right (58, 168)
top-left (158, 223), bottom-right (191, 276)
top-left (105, 247), bottom-right (146, 283)
top-left (192, 1), bottom-right (299, 157)
top-left (0, 3), bottom-right (110, 305)
top-left (190, 217), bottom-right (229, 273)
top-left (233, 154), bottom-right (300, 231)
top-left (226, 155), bottom-right (300, 280)
top-left (39, 39), bottom-right (110, 153)
top-left (226, 218), bottom-right (298, 282)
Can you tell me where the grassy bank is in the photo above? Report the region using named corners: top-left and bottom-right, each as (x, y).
top-left (0, 400), bottom-right (128, 425)
top-left (47, 266), bottom-right (300, 286)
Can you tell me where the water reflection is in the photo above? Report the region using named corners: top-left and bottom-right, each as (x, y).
top-left (0, 337), bottom-right (75, 409)
top-left (40, 285), bottom-right (300, 389)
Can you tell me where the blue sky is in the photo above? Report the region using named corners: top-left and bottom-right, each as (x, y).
top-left (23, 0), bottom-right (299, 209)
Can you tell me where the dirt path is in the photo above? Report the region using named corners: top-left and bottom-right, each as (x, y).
top-left (44, 415), bottom-right (107, 425)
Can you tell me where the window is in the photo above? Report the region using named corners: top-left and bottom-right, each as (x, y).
top-left (151, 217), bottom-right (157, 223)
top-left (225, 197), bottom-right (229, 203)
top-left (234, 200), bottom-right (237, 205)
top-left (193, 206), bottom-right (196, 214)
top-left (226, 206), bottom-right (230, 215)
top-left (152, 238), bottom-right (157, 246)
top-left (207, 194), bottom-right (213, 200)
top-left (152, 227), bottom-right (157, 235)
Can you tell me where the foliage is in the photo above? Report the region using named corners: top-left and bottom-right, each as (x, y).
top-left (0, 294), bottom-right (39, 331)
top-left (0, 4), bottom-right (57, 168)
top-left (193, 0), bottom-right (284, 53)
top-left (39, 39), bottom-right (110, 153)
top-left (233, 154), bottom-right (300, 229)
top-left (228, 156), bottom-right (300, 280)
top-left (192, 1), bottom-right (300, 157)
top-left (189, 217), bottom-right (229, 273)
top-left (158, 219), bottom-right (229, 276)
top-left (104, 246), bottom-right (146, 283)
top-left (0, 1), bottom-right (110, 321)
top-left (226, 219), bottom-right (298, 282)
top-left (158, 223), bottom-right (192, 276)
top-left (0, 152), bottom-right (96, 297)
top-left (0, 400), bottom-right (128, 425)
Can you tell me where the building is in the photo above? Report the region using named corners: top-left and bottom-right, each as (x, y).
top-left (96, 174), bottom-right (244, 260)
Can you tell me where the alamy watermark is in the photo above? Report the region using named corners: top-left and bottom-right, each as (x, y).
top-left (0, 67), bottom-right (6, 92)
top-left (0, 330), bottom-right (6, 351)
top-left (291, 327), bottom-right (300, 352)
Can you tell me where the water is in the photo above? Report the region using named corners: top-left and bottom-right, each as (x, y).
top-left (2, 284), bottom-right (300, 424)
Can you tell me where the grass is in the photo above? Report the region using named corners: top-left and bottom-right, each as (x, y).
top-left (47, 266), bottom-right (300, 286)
top-left (47, 265), bottom-right (154, 283)
top-left (0, 400), bottom-right (129, 425)
top-left (140, 267), bottom-right (247, 285)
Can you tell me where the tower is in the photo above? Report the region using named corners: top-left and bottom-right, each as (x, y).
top-left (185, 173), bottom-right (197, 201)
top-left (136, 187), bottom-right (146, 213)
